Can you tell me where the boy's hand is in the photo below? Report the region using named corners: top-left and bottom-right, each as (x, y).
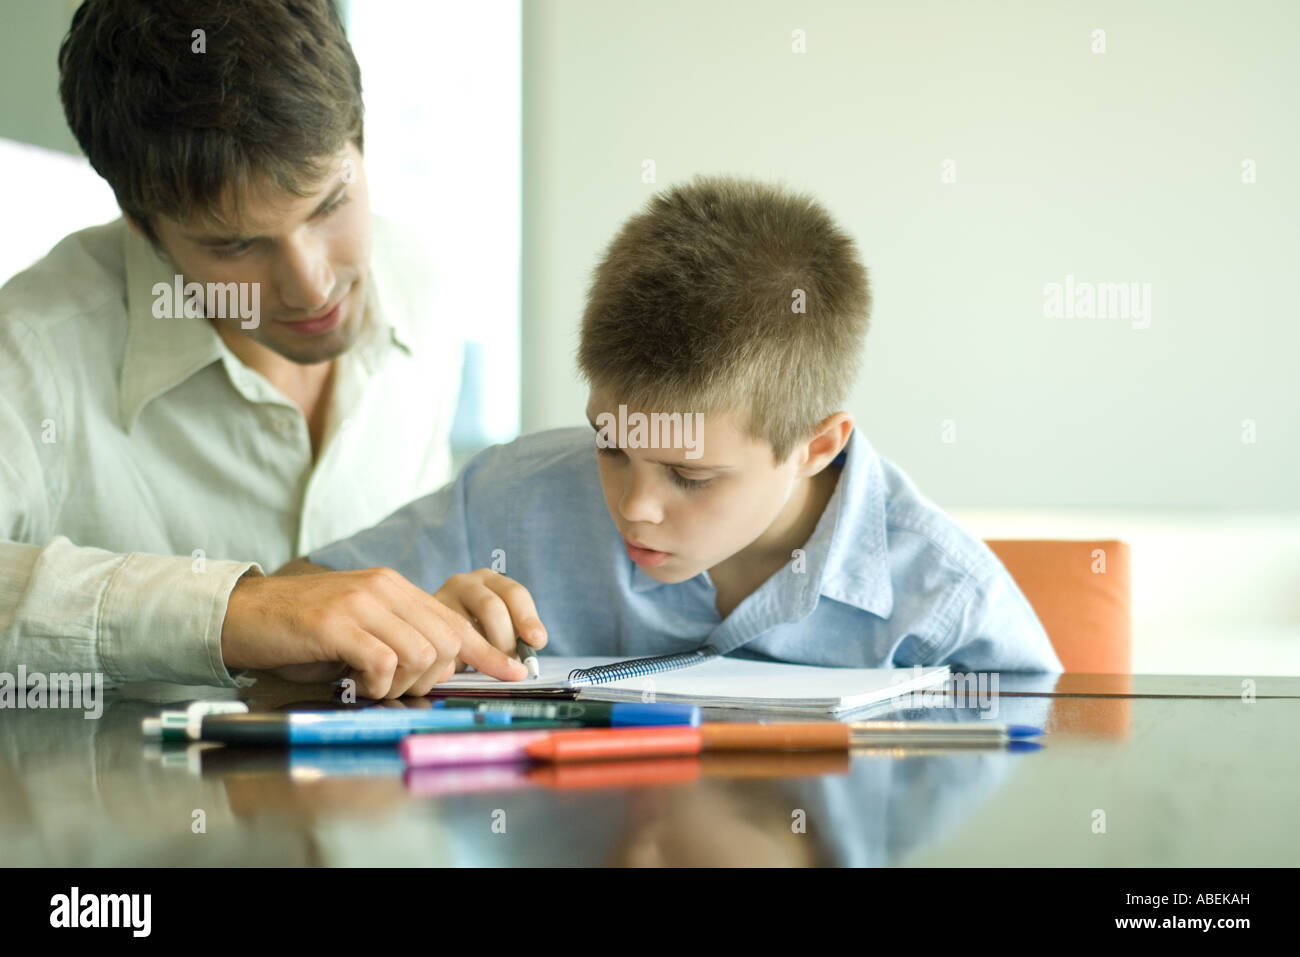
top-left (433, 569), bottom-right (548, 680)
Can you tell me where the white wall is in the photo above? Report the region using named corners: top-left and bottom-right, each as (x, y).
top-left (521, 0), bottom-right (1299, 508)
top-left (0, 138), bottom-right (119, 282)
top-left (952, 508), bottom-right (1300, 676)
top-left (345, 0), bottom-right (522, 450)
top-left (521, 0), bottom-right (1300, 673)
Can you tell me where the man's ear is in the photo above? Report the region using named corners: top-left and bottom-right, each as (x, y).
top-left (800, 412), bottom-right (853, 477)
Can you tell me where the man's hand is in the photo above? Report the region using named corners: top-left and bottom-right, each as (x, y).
top-left (221, 564), bottom-right (535, 698)
top-left (434, 569), bottom-right (549, 671)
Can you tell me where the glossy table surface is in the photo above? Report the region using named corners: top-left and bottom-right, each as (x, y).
top-left (2, 672), bottom-right (1296, 866)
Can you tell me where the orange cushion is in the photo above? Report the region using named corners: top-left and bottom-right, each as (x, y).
top-left (984, 539), bottom-right (1132, 674)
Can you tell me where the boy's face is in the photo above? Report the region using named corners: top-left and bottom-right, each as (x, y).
top-left (586, 389), bottom-right (806, 584)
top-left (138, 141), bottom-right (371, 366)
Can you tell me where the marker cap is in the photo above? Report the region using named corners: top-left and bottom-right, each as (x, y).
top-left (609, 702), bottom-right (701, 727)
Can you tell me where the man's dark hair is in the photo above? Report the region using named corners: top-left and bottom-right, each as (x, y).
top-left (58, 0), bottom-right (364, 242)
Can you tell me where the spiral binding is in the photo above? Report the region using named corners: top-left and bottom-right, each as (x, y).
top-left (568, 647), bottom-right (720, 686)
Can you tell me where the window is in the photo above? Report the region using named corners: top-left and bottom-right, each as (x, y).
top-left (343, 0), bottom-right (522, 465)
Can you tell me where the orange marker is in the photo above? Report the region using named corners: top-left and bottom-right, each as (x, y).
top-left (522, 723), bottom-right (855, 763)
top-left (524, 726), bottom-right (703, 763)
top-left (524, 721), bottom-right (1031, 763)
top-left (527, 756), bottom-right (702, 790)
top-left (700, 722), bottom-right (852, 751)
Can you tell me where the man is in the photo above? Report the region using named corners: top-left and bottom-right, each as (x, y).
top-left (0, 0), bottom-right (528, 699)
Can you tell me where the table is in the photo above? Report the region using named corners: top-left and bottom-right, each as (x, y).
top-left (1, 673), bottom-right (1296, 866)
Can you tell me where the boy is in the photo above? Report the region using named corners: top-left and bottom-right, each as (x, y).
top-left (309, 176), bottom-right (1063, 681)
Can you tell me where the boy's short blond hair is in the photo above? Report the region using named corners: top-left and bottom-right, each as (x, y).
top-left (578, 175), bottom-right (871, 461)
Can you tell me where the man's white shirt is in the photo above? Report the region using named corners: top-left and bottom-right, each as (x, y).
top-left (0, 214), bottom-right (461, 686)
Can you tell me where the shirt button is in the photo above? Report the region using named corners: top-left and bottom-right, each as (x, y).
top-left (272, 413), bottom-right (296, 435)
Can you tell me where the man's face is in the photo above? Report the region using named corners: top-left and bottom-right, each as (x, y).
top-left (143, 141), bottom-right (371, 366)
top-left (586, 388), bottom-right (803, 583)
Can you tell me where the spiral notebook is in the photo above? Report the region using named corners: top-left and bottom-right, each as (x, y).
top-left (431, 648), bottom-right (951, 717)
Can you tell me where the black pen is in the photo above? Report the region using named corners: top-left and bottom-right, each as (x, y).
top-left (515, 637), bottom-right (540, 678)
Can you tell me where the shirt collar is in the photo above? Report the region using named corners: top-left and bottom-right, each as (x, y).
top-left (628, 426), bottom-right (895, 619)
top-left (118, 216), bottom-right (414, 432)
top-left (119, 220), bottom-right (225, 432)
top-left (356, 231), bottom-right (415, 364)
top-left (813, 427), bottom-right (895, 618)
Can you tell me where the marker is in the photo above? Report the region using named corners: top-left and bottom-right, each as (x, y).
top-left (141, 713), bottom-right (190, 742)
top-left (515, 637), bottom-right (540, 679)
top-left (527, 726), bottom-right (703, 762)
top-left (433, 698), bottom-right (701, 727)
top-left (527, 756), bottom-right (702, 790)
top-left (198, 746), bottom-right (408, 779)
top-left (405, 763), bottom-right (539, 797)
top-left (405, 751), bottom-right (857, 796)
top-left (402, 729), bottom-right (559, 767)
top-left (141, 700), bottom-right (250, 741)
top-left (525, 721), bottom-right (1043, 763)
top-left (193, 709), bottom-right (513, 746)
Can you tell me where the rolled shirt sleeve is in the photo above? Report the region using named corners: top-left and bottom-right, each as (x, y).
top-left (0, 319), bottom-right (255, 688)
top-left (0, 538), bottom-right (260, 687)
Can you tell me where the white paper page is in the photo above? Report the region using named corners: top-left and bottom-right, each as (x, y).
top-left (589, 657), bottom-right (949, 704)
top-left (432, 657), bottom-right (625, 691)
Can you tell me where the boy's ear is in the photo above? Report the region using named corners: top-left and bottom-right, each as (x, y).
top-left (800, 412), bottom-right (853, 476)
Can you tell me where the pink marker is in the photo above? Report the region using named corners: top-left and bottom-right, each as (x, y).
top-left (400, 729), bottom-right (556, 767)
top-left (404, 765), bottom-right (538, 797)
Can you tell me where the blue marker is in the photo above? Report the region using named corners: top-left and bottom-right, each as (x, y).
top-left (195, 709), bottom-right (512, 746)
top-left (197, 745), bottom-right (408, 778)
top-left (432, 698), bottom-right (701, 727)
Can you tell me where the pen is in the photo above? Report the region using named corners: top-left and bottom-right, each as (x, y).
top-left (432, 698), bottom-right (701, 727)
top-left (515, 637), bottom-right (540, 679)
top-left (850, 739), bottom-right (1044, 756)
top-left (699, 721), bottom-right (1041, 750)
top-left (192, 709), bottom-right (514, 745)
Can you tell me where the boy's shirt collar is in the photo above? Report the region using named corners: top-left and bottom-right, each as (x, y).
top-left (627, 427), bottom-right (895, 629)
top-left (816, 428), bottom-right (895, 619)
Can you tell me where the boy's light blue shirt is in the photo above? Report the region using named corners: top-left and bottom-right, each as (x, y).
top-left (310, 427), bottom-right (1063, 673)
